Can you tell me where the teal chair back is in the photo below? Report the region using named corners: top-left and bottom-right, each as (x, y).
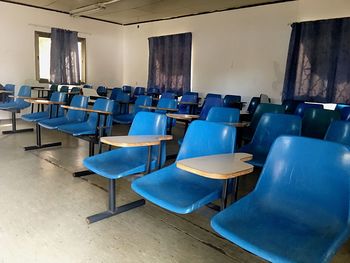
top-left (324, 120), bottom-right (350, 147)
top-left (206, 107), bottom-right (240, 123)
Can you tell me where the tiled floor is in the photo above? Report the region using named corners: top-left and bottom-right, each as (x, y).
top-left (0, 119), bottom-right (349, 262)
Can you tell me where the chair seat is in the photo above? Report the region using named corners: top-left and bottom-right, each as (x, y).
top-left (132, 164), bottom-right (223, 214)
top-left (57, 122), bottom-right (96, 136)
top-left (0, 102), bottom-right (19, 110)
top-left (39, 117), bottom-right (82, 130)
top-left (113, 113), bottom-right (135, 124)
top-left (211, 196), bottom-right (344, 263)
top-left (22, 112), bottom-right (51, 122)
top-left (83, 147), bottom-right (158, 179)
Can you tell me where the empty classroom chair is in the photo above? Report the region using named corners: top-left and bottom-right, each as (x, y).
top-left (199, 97), bottom-right (223, 120)
top-left (39, 95), bottom-right (89, 130)
top-left (109, 87), bottom-right (123, 100)
top-left (294, 102), bottom-right (323, 117)
top-left (147, 86), bottom-right (160, 98)
top-left (324, 120), bottom-right (350, 147)
top-left (205, 93), bottom-right (221, 99)
top-left (335, 103), bottom-right (350, 112)
top-left (282, 99), bottom-right (303, 114)
top-left (122, 85), bottom-right (132, 94)
top-left (247, 97), bottom-right (260, 114)
top-left (96, 86), bottom-right (107, 97)
top-left (211, 136), bottom-right (350, 263)
top-left (0, 85), bottom-right (33, 134)
top-left (302, 108), bottom-right (340, 139)
top-left (242, 103), bottom-right (285, 142)
top-left (60, 85), bottom-right (69, 93)
top-left (223, 95), bottom-right (242, 109)
top-left (130, 87), bottom-right (146, 103)
top-left (206, 107), bottom-right (240, 123)
top-left (0, 84), bottom-right (15, 102)
top-left (83, 112), bottom-right (168, 223)
top-left (132, 121), bottom-right (236, 214)
top-left (113, 95), bottom-right (152, 124)
top-left (340, 107), bottom-right (350, 121)
top-left (22, 92), bottom-right (67, 122)
top-left (160, 92), bottom-right (176, 99)
top-left (239, 113), bottom-right (301, 167)
top-left (178, 93), bottom-right (198, 114)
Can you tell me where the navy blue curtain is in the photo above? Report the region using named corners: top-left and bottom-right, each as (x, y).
top-left (147, 32), bottom-right (192, 95)
top-left (50, 28), bottom-right (80, 85)
top-left (282, 17), bottom-right (350, 103)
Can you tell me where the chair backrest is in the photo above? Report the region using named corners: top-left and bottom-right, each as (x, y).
top-left (60, 86), bottom-right (69, 93)
top-left (335, 103), bottom-right (350, 112)
top-left (255, 136), bottom-right (350, 228)
top-left (205, 93), bottom-right (222, 99)
top-left (156, 98), bottom-right (178, 113)
top-left (206, 107), bottom-right (240, 123)
top-left (247, 97), bottom-right (260, 114)
top-left (223, 95), bottom-right (241, 108)
top-left (110, 87), bottom-right (123, 100)
top-left (134, 87), bottom-right (146, 96)
top-left (4, 84), bottom-right (15, 102)
top-left (249, 113), bottom-right (301, 157)
top-left (184, 91), bottom-right (199, 98)
top-left (161, 92), bottom-right (176, 99)
top-left (86, 98), bottom-right (114, 135)
top-left (134, 95), bottom-right (152, 114)
top-left (128, 112), bottom-right (168, 165)
top-left (302, 108), bottom-right (340, 139)
top-left (340, 107), bottom-right (350, 121)
top-left (324, 120), bottom-right (350, 147)
top-left (122, 85), bottom-right (132, 94)
top-left (49, 92), bottom-right (67, 118)
top-left (96, 86), bottom-right (107, 97)
top-left (179, 94), bottom-right (198, 114)
top-left (50, 84), bottom-right (58, 91)
top-left (147, 87), bottom-right (160, 96)
top-left (294, 102), bottom-right (323, 117)
top-left (66, 95), bottom-right (89, 122)
top-left (250, 103), bottom-right (285, 132)
top-left (15, 85), bottom-right (31, 109)
top-left (199, 97), bottom-right (223, 120)
top-left (282, 99), bottom-right (303, 114)
top-left (177, 120), bottom-right (236, 161)
top-left (70, 87), bottom-right (81, 93)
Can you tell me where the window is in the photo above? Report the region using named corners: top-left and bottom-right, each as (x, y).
top-left (35, 31), bottom-right (86, 83)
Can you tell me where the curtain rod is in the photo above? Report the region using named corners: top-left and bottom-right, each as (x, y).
top-left (28, 23), bottom-right (92, 35)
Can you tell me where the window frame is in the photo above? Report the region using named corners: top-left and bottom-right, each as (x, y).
top-left (34, 31), bottom-right (86, 84)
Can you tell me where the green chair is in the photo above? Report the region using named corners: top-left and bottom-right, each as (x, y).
top-left (242, 103), bottom-right (285, 142)
top-left (302, 108), bottom-right (340, 139)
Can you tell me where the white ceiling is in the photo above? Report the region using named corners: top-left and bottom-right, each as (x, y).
top-left (3, 0), bottom-right (295, 25)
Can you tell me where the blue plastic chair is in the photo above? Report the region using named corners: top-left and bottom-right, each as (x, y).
top-left (122, 85), bottom-right (132, 94)
top-left (147, 86), bottom-right (160, 98)
top-left (206, 93), bottom-right (222, 99)
top-left (113, 95), bottom-right (152, 124)
top-left (282, 99), bottom-right (303, 114)
top-left (335, 103), bottom-right (349, 112)
top-left (83, 112), bottom-right (168, 223)
top-left (60, 86), bottom-right (69, 93)
top-left (340, 107), bottom-right (350, 121)
top-left (96, 86), bottom-right (107, 97)
top-left (239, 113), bottom-right (301, 167)
top-left (242, 103), bottom-right (286, 143)
top-left (211, 136), bottom-right (350, 263)
top-left (39, 95), bottom-right (89, 130)
top-left (178, 94), bottom-right (198, 114)
top-left (57, 98), bottom-right (114, 138)
top-left (1, 84), bottom-right (15, 102)
top-left (247, 97), bottom-right (260, 114)
top-left (22, 92), bottom-right (67, 122)
top-left (110, 87), bottom-right (122, 100)
top-left (130, 87), bottom-right (146, 103)
top-left (302, 108), bottom-right (340, 139)
top-left (155, 98), bottom-right (178, 113)
top-left (294, 102), bottom-right (323, 117)
top-left (199, 97), bottom-right (223, 120)
top-left (0, 85), bottom-right (33, 134)
top-left (324, 120), bottom-right (350, 147)
top-left (223, 95), bottom-right (242, 109)
top-left (160, 92), bottom-right (176, 99)
top-left (132, 121), bottom-right (236, 214)
top-left (206, 107), bottom-right (240, 123)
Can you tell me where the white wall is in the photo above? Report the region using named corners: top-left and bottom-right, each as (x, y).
top-left (0, 1), bottom-right (123, 119)
top-left (122, 0), bottom-right (350, 103)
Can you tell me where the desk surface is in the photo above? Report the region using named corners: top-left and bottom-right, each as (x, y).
top-left (101, 135), bottom-right (173, 147)
top-left (25, 99), bottom-right (66, 105)
top-left (61, 105), bottom-right (112, 115)
top-left (166, 113), bottom-right (200, 120)
top-left (176, 153), bottom-right (253, 180)
top-left (139, 105), bottom-right (178, 112)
